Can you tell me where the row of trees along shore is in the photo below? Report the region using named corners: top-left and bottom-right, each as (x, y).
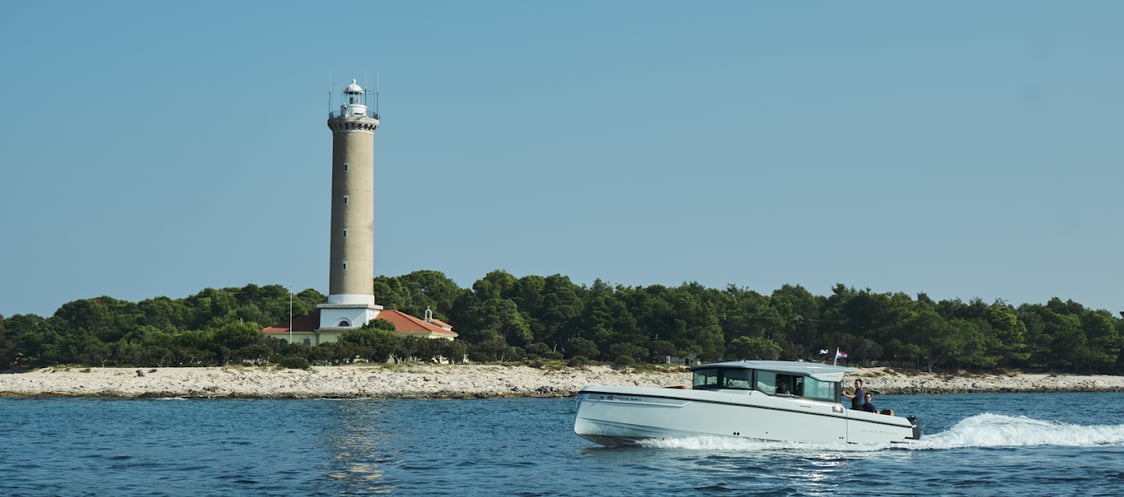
top-left (1, 270), bottom-right (1121, 373)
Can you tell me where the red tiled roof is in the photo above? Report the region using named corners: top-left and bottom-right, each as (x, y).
top-left (374, 309), bottom-right (458, 337)
top-left (262, 308), bottom-right (457, 337)
top-left (429, 317), bottom-right (454, 330)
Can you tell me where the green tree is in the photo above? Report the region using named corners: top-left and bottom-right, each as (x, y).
top-left (138, 296), bottom-right (182, 332)
top-left (571, 285), bottom-right (637, 355)
top-left (440, 339), bottom-right (469, 364)
top-left (947, 319), bottom-right (994, 370)
top-left (566, 336), bottom-right (600, 359)
top-left (526, 342), bottom-right (562, 360)
top-left (986, 303), bottom-right (1029, 368)
top-left (607, 342), bottom-right (648, 363)
top-left (53, 297), bottom-right (132, 344)
top-left (536, 274), bottom-right (583, 348)
top-left (670, 283), bottom-right (725, 361)
top-left (365, 318), bottom-right (398, 332)
top-left (727, 336), bottom-right (782, 360)
top-left (188, 287), bottom-right (247, 329)
top-left (622, 285), bottom-right (677, 352)
top-left (471, 270), bottom-right (518, 301)
top-left (341, 326), bottom-right (401, 362)
top-left (1041, 299), bottom-right (1089, 371)
top-left (509, 275), bottom-right (546, 315)
top-left (459, 297), bottom-right (532, 346)
top-left (1082, 309), bottom-right (1121, 372)
top-left (721, 286), bottom-right (780, 351)
top-left (394, 270), bottom-right (465, 320)
top-left (1017, 305), bottom-right (1053, 369)
top-left (212, 322), bottom-right (264, 364)
top-left (901, 308), bottom-right (957, 372)
top-left (373, 276), bottom-right (411, 312)
top-left (769, 284), bottom-right (823, 360)
top-left (469, 330), bottom-right (512, 362)
top-left (0, 314), bottom-right (14, 369)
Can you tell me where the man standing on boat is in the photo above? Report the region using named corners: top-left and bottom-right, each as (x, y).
top-left (843, 379), bottom-right (864, 409)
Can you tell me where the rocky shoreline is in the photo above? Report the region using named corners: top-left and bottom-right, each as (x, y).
top-left (1, 364), bottom-right (1122, 399)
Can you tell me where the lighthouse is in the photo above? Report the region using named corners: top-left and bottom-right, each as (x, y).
top-left (260, 80), bottom-right (458, 343)
top-left (318, 79), bottom-right (382, 330)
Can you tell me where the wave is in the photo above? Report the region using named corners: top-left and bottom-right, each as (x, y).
top-left (633, 413), bottom-right (1124, 451)
top-left (912, 413), bottom-right (1124, 449)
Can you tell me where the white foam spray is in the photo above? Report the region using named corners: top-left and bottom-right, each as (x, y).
top-left (911, 413), bottom-right (1124, 450)
top-left (632, 413), bottom-right (1124, 452)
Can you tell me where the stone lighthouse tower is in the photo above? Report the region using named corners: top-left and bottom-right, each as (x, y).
top-left (318, 79), bottom-right (382, 331)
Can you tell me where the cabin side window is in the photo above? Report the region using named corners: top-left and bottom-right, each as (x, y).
top-left (692, 368), bottom-right (720, 389)
top-left (721, 368), bottom-right (752, 390)
top-left (756, 371), bottom-right (804, 396)
top-left (776, 374), bottom-right (801, 395)
top-left (801, 377), bottom-right (837, 402)
top-left (756, 371), bottom-right (779, 394)
top-left (692, 368), bottom-right (753, 390)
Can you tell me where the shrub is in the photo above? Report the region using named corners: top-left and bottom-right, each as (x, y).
top-left (278, 355), bottom-right (310, 370)
top-left (525, 342), bottom-right (553, 358)
top-left (613, 355), bottom-right (634, 368)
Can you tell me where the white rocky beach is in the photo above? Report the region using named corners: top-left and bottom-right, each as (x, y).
top-left (1, 364), bottom-right (1123, 399)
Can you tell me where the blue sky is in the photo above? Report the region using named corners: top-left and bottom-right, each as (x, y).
top-left (2, 1), bottom-right (1121, 317)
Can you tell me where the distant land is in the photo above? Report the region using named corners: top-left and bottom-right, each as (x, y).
top-left (1, 273), bottom-right (1120, 375)
top-left (1, 364), bottom-right (1122, 400)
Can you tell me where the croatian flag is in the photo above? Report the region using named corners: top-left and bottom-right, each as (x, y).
top-left (835, 348), bottom-right (848, 359)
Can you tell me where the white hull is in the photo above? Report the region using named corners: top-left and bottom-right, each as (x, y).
top-left (575, 385), bottom-right (919, 446)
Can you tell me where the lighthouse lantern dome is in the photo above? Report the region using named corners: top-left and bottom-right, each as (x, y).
top-left (341, 79), bottom-right (368, 117)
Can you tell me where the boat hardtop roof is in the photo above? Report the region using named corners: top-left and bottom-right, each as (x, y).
top-left (689, 360), bottom-right (853, 382)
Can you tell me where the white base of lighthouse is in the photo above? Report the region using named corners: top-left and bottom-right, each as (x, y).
top-left (317, 301), bottom-right (382, 331)
top-left (326, 293), bottom-right (377, 306)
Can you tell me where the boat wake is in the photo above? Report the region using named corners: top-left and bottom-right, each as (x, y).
top-left (632, 413), bottom-right (1124, 452)
top-left (913, 413), bottom-right (1124, 450)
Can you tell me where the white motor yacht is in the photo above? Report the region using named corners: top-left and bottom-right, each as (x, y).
top-left (574, 360), bottom-right (920, 446)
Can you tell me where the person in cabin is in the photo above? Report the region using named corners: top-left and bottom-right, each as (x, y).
top-left (776, 380), bottom-right (789, 395)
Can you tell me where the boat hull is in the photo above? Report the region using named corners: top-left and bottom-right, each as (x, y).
top-left (574, 385), bottom-right (918, 447)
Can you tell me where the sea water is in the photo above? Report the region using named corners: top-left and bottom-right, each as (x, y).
top-left (2, 392), bottom-right (1122, 496)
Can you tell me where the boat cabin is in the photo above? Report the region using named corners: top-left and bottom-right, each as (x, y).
top-left (689, 360), bottom-right (850, 404)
